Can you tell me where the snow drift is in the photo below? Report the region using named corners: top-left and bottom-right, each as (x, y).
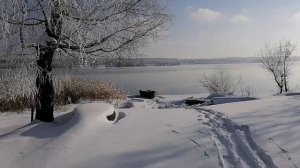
top-left (74, 103), bottom-right (119, 124)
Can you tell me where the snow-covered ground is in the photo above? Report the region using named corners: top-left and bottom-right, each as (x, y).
top-left (208, 93), bottom-right (300, 168)
top-left (0, 94), bottom-right (298, 168)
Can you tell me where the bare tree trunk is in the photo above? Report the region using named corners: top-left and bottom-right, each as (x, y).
top-left (35, 1), bottom-right (61, 122)
top-left (280, 76), bottom-right (284, 94)
top-left (284, 77), bottom-right (288, 92)
top-left (35, 46), bottom-right (55, 122)
top-left (284, 83), bottom-right (288, 92)
top-left (283, 62), bottom-right (288, 92)
top-left (271, 71), bottom-right (283, 94)
top-left (279, 86), bottom-right (283, 94)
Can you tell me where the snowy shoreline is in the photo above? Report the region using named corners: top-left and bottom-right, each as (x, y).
top-left (0, 94), bottom-right (299, 168)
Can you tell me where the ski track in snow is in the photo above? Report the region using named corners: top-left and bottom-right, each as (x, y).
top-left (139, 97), bottom-right (279, 168)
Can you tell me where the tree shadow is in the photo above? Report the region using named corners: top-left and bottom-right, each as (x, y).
top-left (20, 112), bottom-right (79, 139)
top-left (117, 112), bottom-right (126, 122)
top-left (20, 110), bottom-right (126, 139)
top-left (0, 123), bottom-right (32, 138)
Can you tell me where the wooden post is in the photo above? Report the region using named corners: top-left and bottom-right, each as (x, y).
top-left (31, 104), bottom-right (34, 122)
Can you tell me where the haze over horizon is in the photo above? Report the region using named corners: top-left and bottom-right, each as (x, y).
top-left (141, 0), bottom-right (300, 59)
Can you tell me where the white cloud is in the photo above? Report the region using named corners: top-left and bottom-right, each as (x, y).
top-left (187, 8), bottom-right (222, 22)
top-left (230, 15), bottom-right (250, 24)
top-left (289, 12), bottom-right (300, 26)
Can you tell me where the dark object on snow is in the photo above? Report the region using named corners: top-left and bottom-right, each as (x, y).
top-left (107, 111), bottom-right (116, 121)
top-left (31, 104), bottom-right (34, 122)
top-left (139, 90), bottom-right (157, 99)
top-left (186, 98), bottom-right (206, 105)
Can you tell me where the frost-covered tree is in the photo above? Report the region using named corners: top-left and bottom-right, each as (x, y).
top-left (199, 67), bottom-right (235, 95)
top-left (259, 40), bottom-right (296, 93)
top-left (0, 0), bottom-right (171, 122)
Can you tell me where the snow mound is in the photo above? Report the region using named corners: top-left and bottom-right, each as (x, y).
top-left (74, 103), bottom-right (119, 124)
top-left (14, 103), bottom-right (118, 139)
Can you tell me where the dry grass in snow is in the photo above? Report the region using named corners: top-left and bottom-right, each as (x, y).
top-left (0, 73), bottom-right (126, 112)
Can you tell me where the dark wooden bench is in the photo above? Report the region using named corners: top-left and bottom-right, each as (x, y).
top-left (139, 90), bottom-right (157, 99)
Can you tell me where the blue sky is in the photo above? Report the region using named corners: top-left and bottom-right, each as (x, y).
top-left (142, 0), bottom-right (300, 58)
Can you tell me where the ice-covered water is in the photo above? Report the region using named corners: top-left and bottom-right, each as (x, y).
top-left (58, 63), bottom-right (300, 96)
top-left (0, 63), bottom-right (294, 96)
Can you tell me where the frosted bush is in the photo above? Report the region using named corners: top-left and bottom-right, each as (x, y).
top-left (0, 71), bottom-right (126, 111)
top-left (53, 76), bottom-right (127, 105)
top-left (0, 66), bottom-right (37, 111)
top-left (199, 66), bottom-right (255, 97)
top-left (199, 67), bottom-right (235, 95)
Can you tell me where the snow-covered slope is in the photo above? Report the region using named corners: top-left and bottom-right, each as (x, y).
top-left (208, 94), bottom-right (300, 168)
top-left (0, 101), bottom-right (210, 168)
top-left (0, 95), bottom-right (286, 168)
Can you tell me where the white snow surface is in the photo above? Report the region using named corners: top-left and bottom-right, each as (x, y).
top-left (0, 94), bottom-right (292, 168)
top-left (208, 94), bottom-right (300, 168)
